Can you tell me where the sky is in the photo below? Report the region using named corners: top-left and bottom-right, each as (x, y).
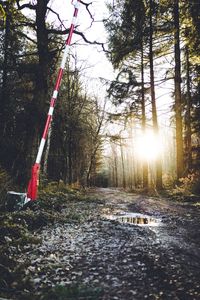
top-left (21, 0), bottom-right (175, 125)
top-left (45, 1), bottom-right (173, 118)
top-left (48, 0), bottom-right (115, 88)
top-left (22, 0), bottom-right (175, 160)
top-left (36, 0), bottom-right (173, 132)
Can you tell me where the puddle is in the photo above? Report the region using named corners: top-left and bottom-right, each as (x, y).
top-left (106, 213), bottom-right (161, 227)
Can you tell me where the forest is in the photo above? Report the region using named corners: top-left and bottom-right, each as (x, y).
top-left (103, 0), bottom-right (200, 193)
top-left (0, 0), bottom-right (200, 299)
top-left (0, 0), bottom-right (200, 197)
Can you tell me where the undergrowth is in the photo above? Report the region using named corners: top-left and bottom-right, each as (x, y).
top-left (41, 284), bottom-right (103, 300)
top-left (0, 181), bottom-right (89, 299)
top-left (163, 172), bottom-right (200, 203)
top-left (0, 165), bottom-right (17, 209)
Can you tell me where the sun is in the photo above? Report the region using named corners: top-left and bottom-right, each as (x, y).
top-left (135, 130), bottom-right (163, 161)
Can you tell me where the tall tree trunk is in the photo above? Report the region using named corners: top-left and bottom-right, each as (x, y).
top-left (68, 128), bottom-right (73, 185)
top-left (141, 41), bottom-right (148, 189)
top-left (185, 45), bottom-right (192, 172)
top-left (86, 100), bottom-right (106, 186)
top-left (120, 141), bottom-right (126, 188)
top-left (149, 0), bottom-right (163, 189)
top-left (43, 125), bottom-right (52, 177)
top-left (129, 115), bottom-right (135, 189)
top-left (35, 0), bottom-right (49, 96)
top-left (0, 2), bottom-right (11, 136)
top-left (114, 155), bottom-right (118, 187)
top-left (28, 0), bottom-right (50, 164)
top-left (86, 142), bottom-right (100, 186)
top-left (111, 144), bottom-right (118, 187)
top-left (174, 0), bottom-right (184, 179)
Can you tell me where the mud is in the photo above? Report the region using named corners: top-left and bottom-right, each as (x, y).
top-left (2, 188), bottom-right (200, 299)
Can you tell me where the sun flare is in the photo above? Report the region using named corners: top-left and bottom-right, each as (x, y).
top-left (135, 131), bottom-right (163, 161)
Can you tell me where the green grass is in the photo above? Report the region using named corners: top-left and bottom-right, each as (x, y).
top-left (42, 284), bottom-right (103, 300)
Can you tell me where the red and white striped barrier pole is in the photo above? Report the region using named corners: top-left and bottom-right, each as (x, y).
top-left (27, 0), bottom-right (81, 201)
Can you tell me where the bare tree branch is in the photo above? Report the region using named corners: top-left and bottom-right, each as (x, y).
top-left (15, 0), bottom-right (109, 53)
top-left (47, 27), bottom-right (109, 53)
top-left (16, 52), bottom-right (38, 58)
top-left (16, 0), bottom-right (36, 10)
top-left (16, 31), bottom-right (37, 44)
top-left (74, 30), bottom-right (109, 52)
top-left (15, 22), bottom-right (36, 29)
top-left (79, 0), bottom-right (94, 25)
top-left (46, 6), bottom-right (67, 30)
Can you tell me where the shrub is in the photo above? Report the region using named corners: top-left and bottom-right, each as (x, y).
top-left (0, 166), bottom-right (16, 209)
top-left (172, 171), bottom-right (200, 197)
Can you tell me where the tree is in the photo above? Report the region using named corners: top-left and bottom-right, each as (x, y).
top-left (149, 0), bottom-right (163, 189)
top-left (186, 0), bottom-right (200, 173)
top-left (86, 97), bottom-right (106, 186)
top-left (173, 0), bottom-right (184, 179)
top-left (105, 0), bottom-right (164, 189)
top-left (45, 57), bottom-right (105, 187)
top-left (141, 41), bottom-right (148, 189)
top-left (0, 1), bottom-right (33, 184)
top-left (184, 45), bottom-right (192, 172)
top-left (0, 0), bottom-right (107, 187)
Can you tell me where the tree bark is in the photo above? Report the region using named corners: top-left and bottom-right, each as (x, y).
top-left (27, 0), bottom-right (52, 166)
top-left (86, 99), bottom-right (106, 186)
top-left (149, 0), bottom-right (163, 189)
top-left (141, 41), bottom-right (148, 189)
top-left (68, 128), bottom-right (73, 185)
top-left (43, 125), bottom-right (52, 177)
top-left (174, 0), bottom-right (184, 179)
top-left (120, 141), bottom-right (126, 188)
top-left (35, 0), bottom-right (49, 96)
top-left (0, 1), bottom-right (11, 136)
top-left (111, 144), bottom-right (118, 187)
top-left (185, 45), bottom-right (192, 172)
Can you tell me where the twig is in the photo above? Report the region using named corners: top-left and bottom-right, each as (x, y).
top-left (47, 6), bottom-right (67, 30)
top-left (79, 0), bottom-right (94, 27)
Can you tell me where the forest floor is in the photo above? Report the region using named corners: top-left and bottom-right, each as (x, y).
top-left (0, 188), bottom-right (200, 300)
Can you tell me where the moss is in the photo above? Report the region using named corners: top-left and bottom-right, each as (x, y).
top-left (41, 284), bottom-right (103, 300)
top-left (39, 180), bottom-right (78, 196)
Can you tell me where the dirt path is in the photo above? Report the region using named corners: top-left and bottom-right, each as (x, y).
top-left (14, 188), bottom-right (200, 299)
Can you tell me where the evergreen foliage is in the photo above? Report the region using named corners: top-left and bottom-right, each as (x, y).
top-left (105, 0), bottom-right (200, 188)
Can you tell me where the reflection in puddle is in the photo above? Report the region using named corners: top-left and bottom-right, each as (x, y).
top-left (106, 213), bottom-right (161, 227)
